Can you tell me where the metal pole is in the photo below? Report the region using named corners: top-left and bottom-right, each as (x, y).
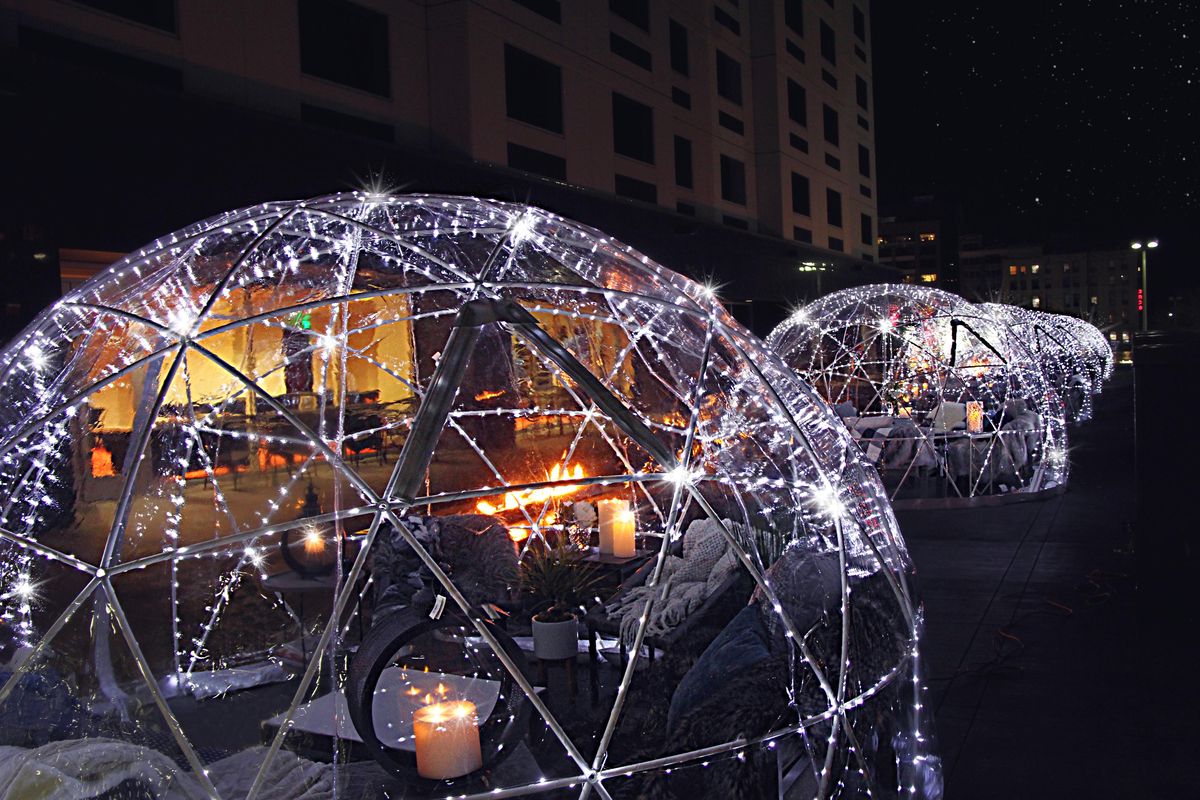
top-left (1141, 247), bottom-right (1149, 332)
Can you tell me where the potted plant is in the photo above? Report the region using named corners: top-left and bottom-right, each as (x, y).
top-left (520, 538), bottom-right (599, 661)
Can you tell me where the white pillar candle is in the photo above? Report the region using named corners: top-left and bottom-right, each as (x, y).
top-left (597, 498), bottom-right (628, 555)
top-left (412, 700), bottom-right (482, 780)
top-left (611, 507), bottom-right (636, 558)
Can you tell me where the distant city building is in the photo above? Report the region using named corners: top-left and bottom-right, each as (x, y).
top-left (0, 0), bottom-right (885, 336)
top-left (876, 195), bottom-right (960, 289)
top-left (958, 236), bottom-right (1139, 355)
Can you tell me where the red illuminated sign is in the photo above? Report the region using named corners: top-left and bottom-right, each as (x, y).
top-left (1137, 288), bottom-right (1144, 311)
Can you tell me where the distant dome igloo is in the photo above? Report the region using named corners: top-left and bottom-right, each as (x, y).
top-left (979, 304), bottom-right (1095, 422)
top-left (768, 284), bottom-right (1068, 506)
top-left (0, 194), bottom-right (937, 799)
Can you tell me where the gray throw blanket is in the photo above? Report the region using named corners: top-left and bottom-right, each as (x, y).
top-left (604, 518), bottom-right (739, 647)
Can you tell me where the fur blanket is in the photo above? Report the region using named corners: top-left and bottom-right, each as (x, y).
top-left (371, 514), bottom-right (516, 618)
top-left (0, 740), bottom-right (331, 800)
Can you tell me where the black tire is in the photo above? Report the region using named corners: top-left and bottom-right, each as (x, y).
top-left (346, 607), bottom-right (533, 790)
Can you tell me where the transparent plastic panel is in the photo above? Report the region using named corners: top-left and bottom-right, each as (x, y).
top-left (0, 195), bottom-right (937, 798)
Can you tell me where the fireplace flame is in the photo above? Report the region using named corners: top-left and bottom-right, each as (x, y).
top-left (475, 462), bottom-right (585, 515)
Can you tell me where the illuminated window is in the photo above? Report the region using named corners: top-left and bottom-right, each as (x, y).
top-left (1121, 331), bottom-right (1130, 343)
top-left (1109, 332), bottom-right (1118, 341)
top-left (1063, 262), bottom-right (1071, 272)
top-left (1031, 296), bottom-right (1041, 308)
top-left (1090, 296), bottom-right (1098, 305)
top-left (920, 273), bottom-right (937, 283)
top-left (919, 232), bottom-right (936, 242)
top-left (1031, 264), bottom-right (1040, 274)
top-left (1008, 265), bottom-right (1018, 276)
top-left (1019, 265), bottom-right (1027, 274)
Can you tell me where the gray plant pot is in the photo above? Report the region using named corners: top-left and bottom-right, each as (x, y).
top-left (531, 615), bottom-right (578, 660)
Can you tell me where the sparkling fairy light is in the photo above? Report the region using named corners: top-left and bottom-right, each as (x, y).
top-left (0, 194), bottom-right (938, 799)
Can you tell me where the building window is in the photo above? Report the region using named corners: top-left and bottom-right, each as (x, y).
top-left (718, 111), bottom-right (744, 134)
top-left (614, 174), bottom-right (657, 203)
top-left (785, 0), bottom-right (804, 36)
top-left (819, 19), bottom-right (836, 64)
top-left (714, 5), bottom-right (740, 35)
top-left (856, 75), bottom-right (869, 109)
top-left (720, 155), bottom-right (747, 205)
top-left (920, 273), bottom-right (937, 283)
top-left (715, 50), bottom-right (743, 104)
top-left (612, 93), bottom-right (654, 163)
top-left (794, 226), bottom-right (813, 243)
top-left (1009, 265), bottom-right (1018, 276)
top-left (669, 19), bottom-right (689, 75)
top-left (853, 5), bottom-right (866, 41)
top-left (1031, 263), bottom-right (1040, 273)
top-left (824, 153), bottom-right (840, 169)
top-left (791, 173), bottom-right (811, 216)
top-left (821, 69), bottom-right (838, 89)
top-left (674, 136), bottom-right (693, 188)
top-left (920, 232), bottom-right (936, 241)
top-left (860, 213), bottom-right (872, 246)
top-left (789, 133), bottom-right (809, 152)
top-left (787, 79), bottom-right (807, 126)
top-left (677, 201), bottom-right (696, 216)
top-left (507, 142), bottom-right (566, 180)
top-left (786, 40), bottom-right (806, 63)
top-left (610, 33), bottom-right (652, 69)
top-left (76, 0), bottom-right (175, 31)
top-left (826, 188), bottom-right (842, 227)
top-left (610, 0), bottom-right (649, 31)
top-left (671, 87), bottom-right (692, 108)
top-left (299, 0), bottom-right (390, 96)
top-left (857, 144), bottom-right (870, 177)
top-left (822, 104), bottom-right (839, 146)
top-left (1032, 296), bottom-right (1041, 308)
top-left (505, 45), bottom-right (563, 133)
top-left (828, 236), bottom-right (844, 252)
top-left (511, 0), bottom-right (561, 23)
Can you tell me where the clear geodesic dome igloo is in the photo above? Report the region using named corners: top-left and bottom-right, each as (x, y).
top-left (979, 304), bottom-right (1095, 423)
top-left (1050, 313), bottom-right (1115, 392)
top-left (767, 284), bottom-right (1069, 507)
top-left (0, 194), bottom-right (940, 799)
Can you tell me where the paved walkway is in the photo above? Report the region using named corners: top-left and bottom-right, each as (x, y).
top-left (899, 368), bottom-right (1188, 797)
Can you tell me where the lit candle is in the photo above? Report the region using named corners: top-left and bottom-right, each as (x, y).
top-left (412, 700), bottom-right (482, 780)
top-left (611, 507), bottom-right (636, 558)
top-left (966, 401), bottom-right (984, 434)
top-left (597, 498), bottom-right (628, 555)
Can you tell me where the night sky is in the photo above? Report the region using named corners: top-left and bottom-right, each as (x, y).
top-left (871, 1), bottom-right (1199, 288)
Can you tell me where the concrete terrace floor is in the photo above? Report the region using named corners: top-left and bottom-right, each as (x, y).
top-left (899, 367), bottom-right (1193, 797)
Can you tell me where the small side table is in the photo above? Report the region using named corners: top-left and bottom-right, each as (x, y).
top-left (262, 571), bottom-right (341, 663)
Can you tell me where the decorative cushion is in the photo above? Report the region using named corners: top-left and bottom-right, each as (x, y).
top-left (930, 402), bottom-right (967, 433)
top-left (666, 605), bottom-right (772, 736)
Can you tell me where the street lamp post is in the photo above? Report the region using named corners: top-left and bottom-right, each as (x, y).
top-left (1131, 239), bottom-right (1159, 332)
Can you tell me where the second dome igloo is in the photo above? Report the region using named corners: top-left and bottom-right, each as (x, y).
top-left (0, 194), bottom-right (938, 799)
top-left (768, 284), bottom-right (1069, 506)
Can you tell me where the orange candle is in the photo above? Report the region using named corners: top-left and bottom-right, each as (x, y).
top-left (611, 507), bottom-right (636, 558)
top-left (412, 700), bottom-right (482, 779)
top-left (966, 401), bottom-right (984, 434)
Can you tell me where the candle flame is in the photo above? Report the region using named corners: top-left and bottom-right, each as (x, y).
top-left (302, 526), bottom-right (325, 555)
